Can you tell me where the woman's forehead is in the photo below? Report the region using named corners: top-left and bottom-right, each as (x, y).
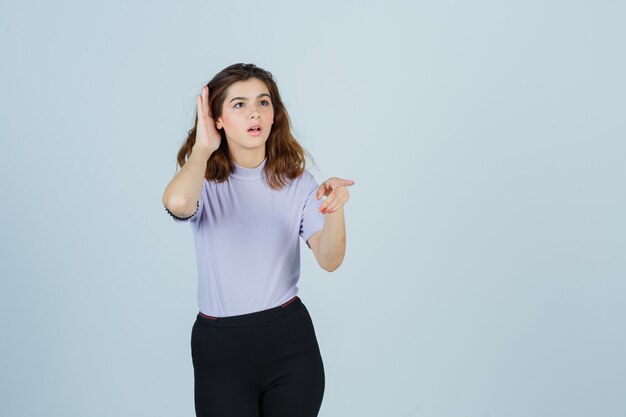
top-left (226, 78), bottom-right (270, 99)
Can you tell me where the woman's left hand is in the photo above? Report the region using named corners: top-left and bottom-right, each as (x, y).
top-left (316, 177), bottom-right (355, 214)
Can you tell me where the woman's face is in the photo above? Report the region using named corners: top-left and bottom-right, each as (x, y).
top-left (215, 78), bottom-right (274, 153)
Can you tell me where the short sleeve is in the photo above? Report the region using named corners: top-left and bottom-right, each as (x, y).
top-left (299, 172), bottom-right (325, 249)
top-left (164, 181), bottom-right (206, 224)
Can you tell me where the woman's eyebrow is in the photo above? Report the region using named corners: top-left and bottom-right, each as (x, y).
top-left (229, 93), bottom-right (271, 103)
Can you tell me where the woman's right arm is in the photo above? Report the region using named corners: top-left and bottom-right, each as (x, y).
top-left (162, 147), bottom-right (212, 218)
top-left (162, 85), bottom-right (222, 217)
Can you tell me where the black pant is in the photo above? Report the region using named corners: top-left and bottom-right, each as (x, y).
top-left (191, 296), bottom-right (325, 417)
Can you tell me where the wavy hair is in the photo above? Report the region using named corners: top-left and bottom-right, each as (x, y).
top-left (174, 63), bottom-right (316, 190)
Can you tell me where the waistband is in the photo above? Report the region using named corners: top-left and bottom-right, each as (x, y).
top-left (195, 295), bottom-right (302, 328)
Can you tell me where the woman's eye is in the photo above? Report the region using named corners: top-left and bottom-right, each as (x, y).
top-left (234, 100), bottom-right (270, 108)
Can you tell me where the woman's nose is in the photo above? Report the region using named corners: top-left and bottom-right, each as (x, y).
top-left (249, 104), bottom-right (262, 117)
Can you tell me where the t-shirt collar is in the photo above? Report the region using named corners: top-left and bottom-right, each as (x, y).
top-left (230, 157), bottom-right (267, 180)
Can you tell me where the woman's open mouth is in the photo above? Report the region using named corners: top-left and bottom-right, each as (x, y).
top-left (248, 126), bottom-right (262, 137)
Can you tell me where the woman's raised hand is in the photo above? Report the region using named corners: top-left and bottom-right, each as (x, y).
top-left (316, 177), bottom-right (355, 214)
top-left (194, 86), bottom-right (222, 154)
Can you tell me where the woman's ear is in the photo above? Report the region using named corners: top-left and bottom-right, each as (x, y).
top-left (215, 118), bottom-right (222, 130)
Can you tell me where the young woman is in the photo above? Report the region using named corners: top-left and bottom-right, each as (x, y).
top-left (162, 63), bottom-right (354, 417)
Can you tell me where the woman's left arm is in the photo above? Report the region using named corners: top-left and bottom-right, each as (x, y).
top-left (308, 177), bottom-right (355, 272)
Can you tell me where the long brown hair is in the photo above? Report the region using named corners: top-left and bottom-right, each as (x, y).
top-left (175, 63), bottom-right (316, 190)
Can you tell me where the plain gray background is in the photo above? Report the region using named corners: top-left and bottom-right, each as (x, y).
top-left (2, 1), bottom-right (624, 416)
